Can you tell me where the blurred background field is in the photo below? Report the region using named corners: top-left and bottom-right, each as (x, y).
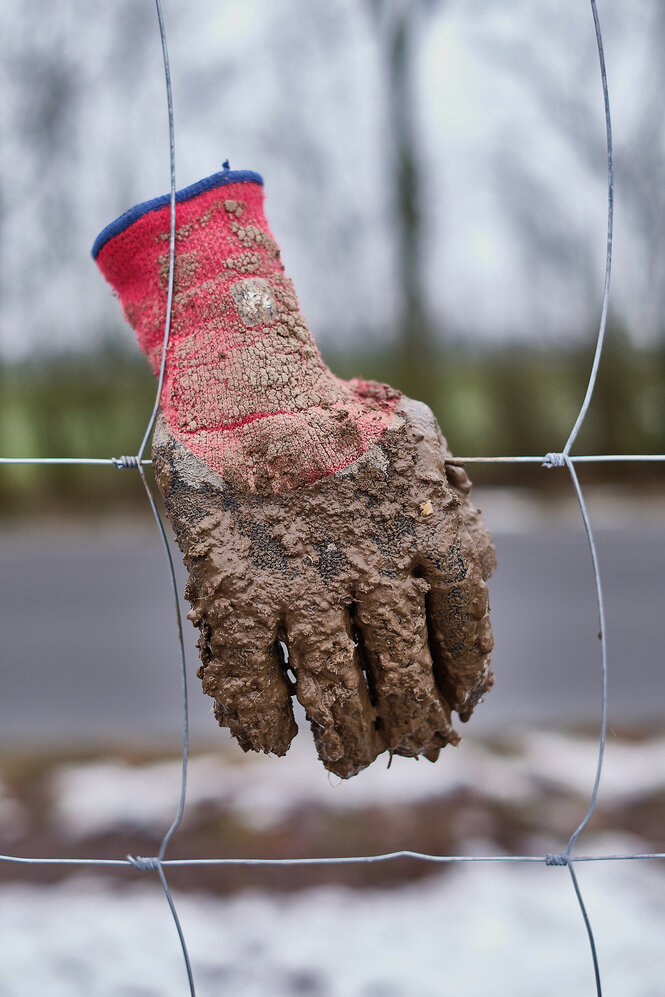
top-left (1, 335), bottom-right (664, 517)
top-left (1, 1), bottom-right (664, 994)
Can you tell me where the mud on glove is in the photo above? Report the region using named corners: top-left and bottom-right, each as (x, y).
top-left (93, 169), bottom-right (495, 778)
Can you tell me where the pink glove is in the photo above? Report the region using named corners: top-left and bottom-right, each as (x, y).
top-left (94, 168), bottom-right (495, 778)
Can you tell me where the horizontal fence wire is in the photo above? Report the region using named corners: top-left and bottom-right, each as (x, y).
top-left (1, 453), bottom-right (664, 466)
top-left (1, 851), bottom-right (665, 870)
top-left (1, 0), bottom-right (663, 996)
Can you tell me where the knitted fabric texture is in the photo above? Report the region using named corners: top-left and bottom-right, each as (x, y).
top-left (94, 170), bottom-right (401, 493)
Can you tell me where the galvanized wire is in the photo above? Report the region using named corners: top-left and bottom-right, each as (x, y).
top-left (0, 453), bottom-right (663, 466)
top-left (1, 850), bottom-right (664, 870)
top-left (128, 3), bottom-right (196, 994)
top-left (563, 0), bottom-right (614, 460)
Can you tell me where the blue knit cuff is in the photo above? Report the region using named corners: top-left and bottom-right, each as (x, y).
top-left (92, 168), bottom-right (264, 259)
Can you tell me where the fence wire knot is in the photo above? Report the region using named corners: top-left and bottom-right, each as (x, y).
top-left (546, 853), bottom-right (569, 866)
top-left (127, 854), bottom-right (161, 871)
top-left (112, 455), bottom-right (141, 470)
top-left (543, 452), bottom-right (567, 468)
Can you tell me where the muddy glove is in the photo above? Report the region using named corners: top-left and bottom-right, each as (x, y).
top-left (93, 168), bottom-right (495, 778)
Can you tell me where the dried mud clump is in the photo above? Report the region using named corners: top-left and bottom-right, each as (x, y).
top-left (153, 396), bottom-right (495, 779)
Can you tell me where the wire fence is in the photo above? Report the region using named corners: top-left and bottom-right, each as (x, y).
top-left (1, 2), bottom-right (665, 996)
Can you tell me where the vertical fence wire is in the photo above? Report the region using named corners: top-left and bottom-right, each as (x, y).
top-left (563, 0), bottom-right (614, 458)
top-left (553, 3), bottom-right (615, 992)
top-left (1, 1), bottom-right (663, 996)
top-left (131, 2), bottom-right (196, 993)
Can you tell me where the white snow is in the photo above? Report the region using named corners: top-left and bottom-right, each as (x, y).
top-left (4, 731), bottom-right (665, 993)
top-left (0, 835), bottom-right (663, 996)
top-left (50, 730), bottom-right (665, 839)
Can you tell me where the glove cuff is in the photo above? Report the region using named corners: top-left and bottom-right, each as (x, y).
top-left (93, 168), bottom-right (271, 372)
top-left (93, 169), bottom-right (401, 493)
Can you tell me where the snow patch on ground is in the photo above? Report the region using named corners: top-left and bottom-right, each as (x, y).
top-left (0, 834), bottom-right (663, 996)
top-left (49, 731), bottom-right (665, 839)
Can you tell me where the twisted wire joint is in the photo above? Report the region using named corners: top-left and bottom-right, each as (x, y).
top-left (543, 452), bottom-right (567, 468)
top-left (127, 854), bottom-right (161, 871)
top-left (546, 853), bottom-right (569, 866)
top-left (112, 455), bottom-right (142, 470)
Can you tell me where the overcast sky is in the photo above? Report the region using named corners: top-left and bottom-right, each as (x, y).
top-left (0, 0), bottom-right (663, 360)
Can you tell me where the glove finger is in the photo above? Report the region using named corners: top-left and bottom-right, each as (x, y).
top-left (194, 611), bottom-right (297, 756)
top-left (397, 396), bottom-right (496, 581)
top-left (443, 463), bottom-right (497, 580)
top-left (420, 527), bottom-right (494, 723)
top-left (286, 601), bottom-right (384, 779)
top-left (355, 577), bottom-right (458, 760)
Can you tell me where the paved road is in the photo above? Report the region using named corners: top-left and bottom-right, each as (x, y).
top-left (1, 521), bottom-right (663, 745)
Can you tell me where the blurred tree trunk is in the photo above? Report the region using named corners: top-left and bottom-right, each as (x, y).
top-left (369, 0), bottom-right (443, 409)
top-left (485, 0), bottom-right (665, 342)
